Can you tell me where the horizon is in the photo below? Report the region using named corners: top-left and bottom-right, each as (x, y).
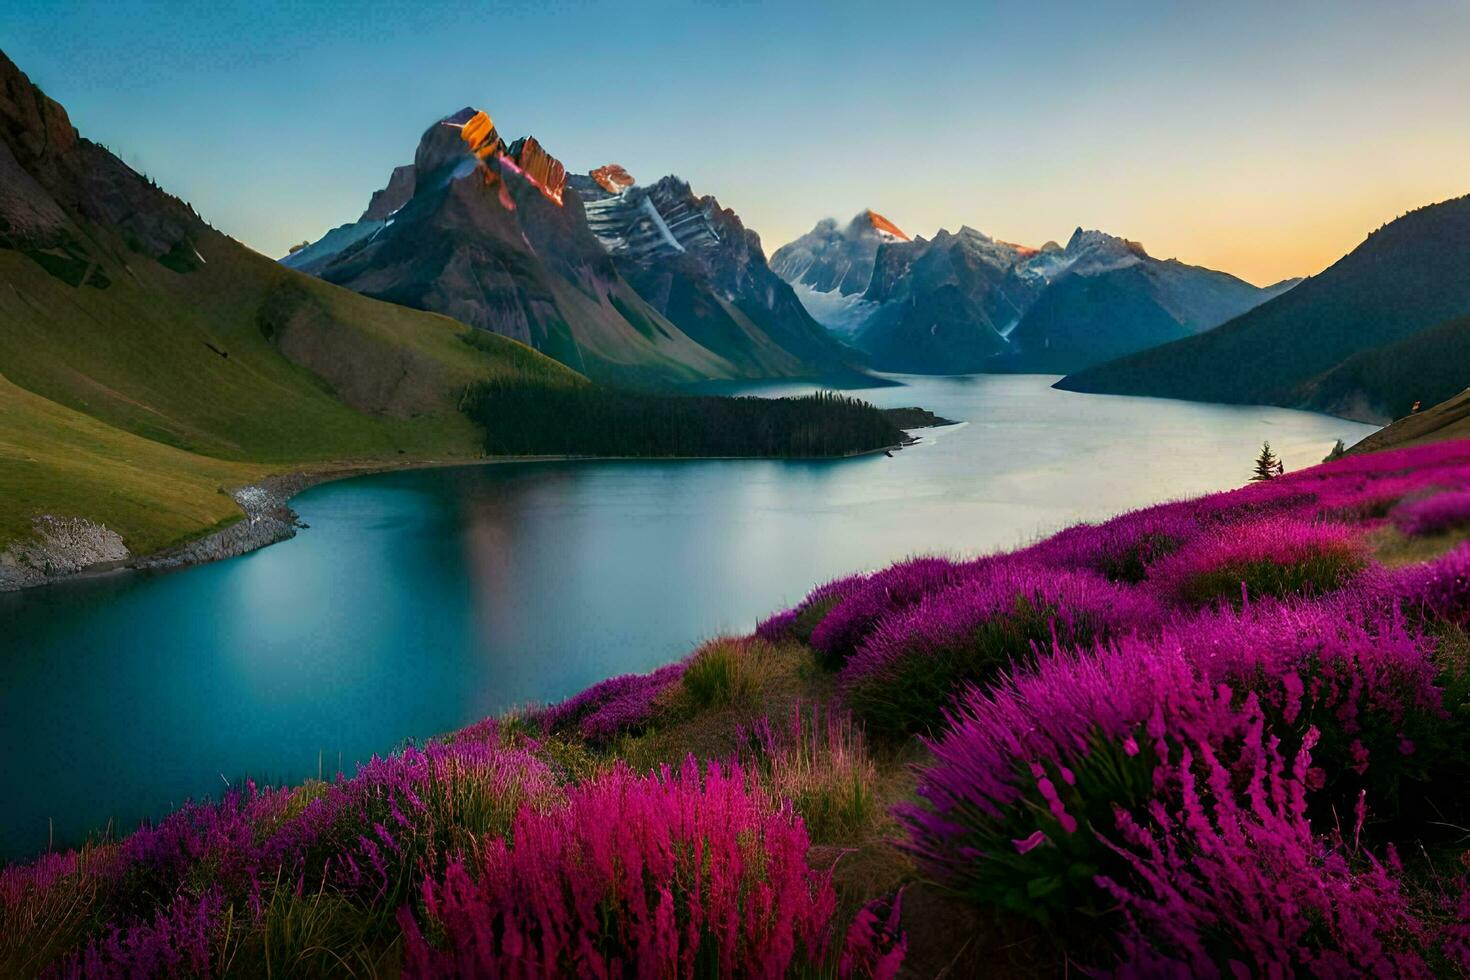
top-left (4, 0), bottom-right (1470, 285)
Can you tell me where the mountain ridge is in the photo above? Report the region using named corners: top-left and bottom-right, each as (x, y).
top-left (1056, 194), bottom-right (1470, 420)
top-left (285, 110), bottom-right (860, 386)
top-left (772, 214), bottom-right (1283, 373)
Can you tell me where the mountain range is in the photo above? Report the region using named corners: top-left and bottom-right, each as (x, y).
top-left (771, 214), bottom-right (1295, 374)
top-left (283, 109), bottom-right (858, 387)
top-left (0, 52), bottom-right (585, 582)
top-left (1058, 194), bottom-right (1470, 423)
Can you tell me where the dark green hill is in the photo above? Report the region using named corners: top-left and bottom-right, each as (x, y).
top-left (1304, 314), bottom-right (1470, 422)
top-left (1057, 194), bottom-right (1470, 417)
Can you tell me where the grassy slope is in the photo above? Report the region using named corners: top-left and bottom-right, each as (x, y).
top-left (0, 233), bottom-right (579, 461)
top-left (0, 226), bottom-right (584, 552)
top-left (1349, 385), bottom-right (1470, 456)
top-left (0, 371), bottom-right (265, 553)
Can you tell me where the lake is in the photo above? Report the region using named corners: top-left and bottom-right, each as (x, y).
top-left (0, 375), bottom-right (1375, 860)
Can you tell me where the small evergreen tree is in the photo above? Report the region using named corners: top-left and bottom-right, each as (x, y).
top-left (1323, 439), bottom-right (1346, 463)
top-left (1252, 441), bottom-right (1281, 481)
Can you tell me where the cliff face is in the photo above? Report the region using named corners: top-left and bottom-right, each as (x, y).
top-left (0, 49), bottom-right (203, 269)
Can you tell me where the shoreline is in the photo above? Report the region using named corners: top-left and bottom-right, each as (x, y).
top-left (0, 436), bottom-right (937, 595)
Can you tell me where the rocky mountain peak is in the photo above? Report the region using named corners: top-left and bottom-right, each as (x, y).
top-left (504, 136), bottom-right (567, 206)
top-left (1064, 226), bottom-right (1148, 259)
top-left (589, 164), bottom-right (635, 194)
top-left (0, 50), bottom-right (79, 174)
top-left (864, 209), bottom-right (908, 241)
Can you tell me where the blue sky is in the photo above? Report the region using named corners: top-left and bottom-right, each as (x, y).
top-left (4, 0), bottom-right (1468, 283)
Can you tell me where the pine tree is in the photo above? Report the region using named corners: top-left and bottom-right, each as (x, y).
top-left (1252, 441), bottom-right (1281, 481)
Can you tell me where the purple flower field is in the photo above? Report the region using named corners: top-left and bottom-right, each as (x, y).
top-left (9, 438), bottom-right (1470, 976)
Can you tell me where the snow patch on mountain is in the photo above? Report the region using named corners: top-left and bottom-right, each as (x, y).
top-left (788, 281), bottom-right (878, 335)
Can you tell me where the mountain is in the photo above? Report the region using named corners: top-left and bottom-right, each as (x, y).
top-left (285, 110), bottom-right (857, 386)
top-left (771, 217), bottom-right (1286, 374)
top-left (1302, 314), bottom-right (1470, 423)
top-left (1057, 195), bottom-right (1470, 420)
top-left (0, 51), bottom-right (582, 576)
top-left (571, 173), bottom-right (858, 378)
top-left (851, 226), bottom-right (1045, 372)
top-left (1004, 230), bottom-right (1296, 373)
top-left (768, 210), bottom-right (909, 335)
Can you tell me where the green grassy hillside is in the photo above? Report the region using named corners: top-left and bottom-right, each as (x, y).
top-left (1348, 385), bottom-right (1470, 456)
top-left (0, 223), bottom-right (585, 556)
top-left (0, 370), bottom-right (267, 552)
top-left (0, 230), bottom-right (581, 463)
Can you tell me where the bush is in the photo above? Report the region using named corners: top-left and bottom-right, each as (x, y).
top-left (1392, 488), bottom-right (1470, 537)
top-left (1025, 507), bottom-right (1199, 583)
top-left (1393, 541), bottom-right (1470, 625)
top-left (842, 564), bottom-right (1162, 737)
top-left (534, 662), bottom-right (686, 743)
top-left (1145, 596), bottom-right (1447, 817)
top-left (760, 574), bottom-right (869, 645)
top-left (398, 759), bottom-right (857, 976)
top-left (897, 641), bottom-right (1225, 921)
top-left (1098, 733), bottom-right (1430, 977)
top-left (809, 557), bottom-right (976, 667)
top-left (1148, 517), bottom-right (1368, 607)
top-left (680, 637), bottom-right (770, 711)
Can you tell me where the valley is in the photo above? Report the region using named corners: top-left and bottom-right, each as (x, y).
top-left (3, 9), bottom-right (1470, 973)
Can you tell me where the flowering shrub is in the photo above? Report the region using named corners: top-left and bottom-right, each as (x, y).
top-left (1146, 517), bottom-right (1369, 607)
top-left (1098, 735), bottom-right (1431, 977)
top-left (1392, 488), bottom-right (1470, 536)
top-left (842, 564), bottom-right (1163, 736)
top-left (1394, 541), bottom-right (1470, 625)
top-left (0, 731), bottom-right (554, 977)
top-left (534, 661), bottom-right (686, 743)
top-left (897, 641), bottom-right (1233, 920)
top-left (758, 573), bottom-right (868, 644)
top-left (809, 557), bottom-right (977, 667)
top-left (1163, 598), bottom-right (1446, 811)
top-left (398, 759), bottom-right (852, 977)
top-left (1025, 507), bottom-right (1200, 583)
top-left (57, 889), bottom-right (223, 979)
top-left (840, 891), bottom-right (907, 980)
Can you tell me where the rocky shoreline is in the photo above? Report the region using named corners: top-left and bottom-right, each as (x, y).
top-left (133, 473), bottom-right (318, 573)
top-left (0, 472), bottom-right (329, 594)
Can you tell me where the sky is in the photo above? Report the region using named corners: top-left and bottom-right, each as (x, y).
top-left (4, 0), bottom-right (1469, 286)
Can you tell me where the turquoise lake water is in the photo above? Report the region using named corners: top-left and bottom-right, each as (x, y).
top-left (0, 375), bottom-right (1376, 859)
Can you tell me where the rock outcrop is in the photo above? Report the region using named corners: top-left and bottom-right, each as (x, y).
top-left (0, 516), bottom-right (131, 591)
